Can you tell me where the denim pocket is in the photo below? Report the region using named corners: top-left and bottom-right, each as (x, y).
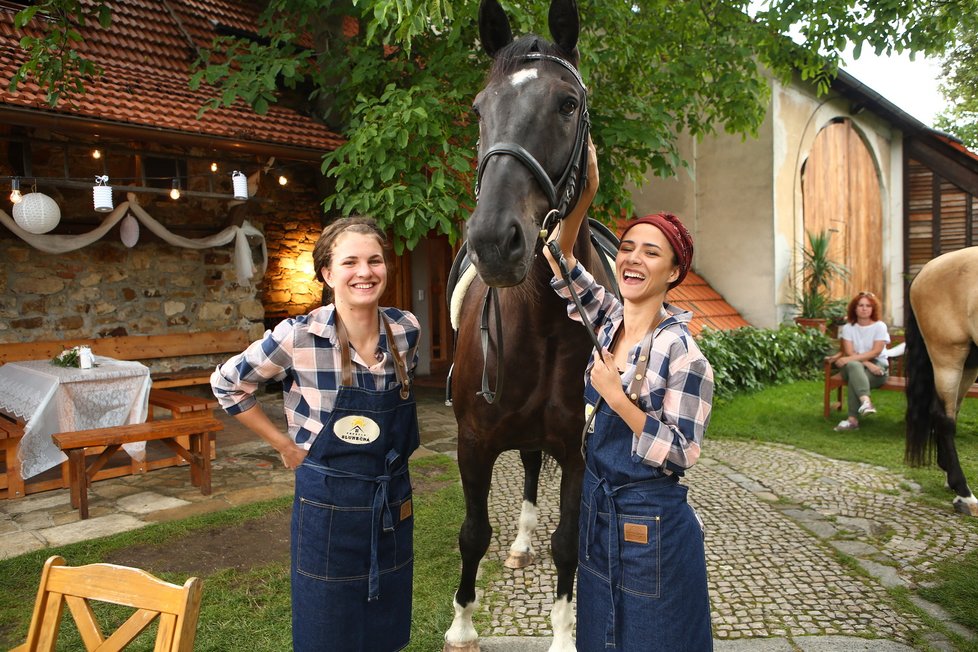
top-left (296, 494), bottom-right (414, 581)
top-left (618, 513), bottom-right (661, 598)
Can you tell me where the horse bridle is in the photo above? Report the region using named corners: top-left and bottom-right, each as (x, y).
top-left (474, 53), bottom-right (591, 229)
top-left (471, 53), bottom-right (592, 404)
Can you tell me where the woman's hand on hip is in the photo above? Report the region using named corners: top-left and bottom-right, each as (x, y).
top-left (279, 442), bottom-right (308, 470)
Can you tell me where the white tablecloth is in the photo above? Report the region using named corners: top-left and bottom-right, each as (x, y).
top-left (0, 356), bottom-right (151, 479)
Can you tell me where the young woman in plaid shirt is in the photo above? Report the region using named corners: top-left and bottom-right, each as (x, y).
top-left (545, 147), bottom-right (714, 650)
top-left (212, 217), bottom-right (420, 652)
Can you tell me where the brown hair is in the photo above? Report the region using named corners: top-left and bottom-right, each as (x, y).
top-left (846, 291), bottom-right (881, 323)
top-left (312, 216), bottom-right (389, 283)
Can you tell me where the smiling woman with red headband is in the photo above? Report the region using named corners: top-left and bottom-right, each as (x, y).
top-left (543, 146), bottom-right (714, 650)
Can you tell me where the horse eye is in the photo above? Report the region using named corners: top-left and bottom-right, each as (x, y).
top-left (559, 99), bottom-right (578, 115)
top-left (472, 105), bottom-right (482, 119)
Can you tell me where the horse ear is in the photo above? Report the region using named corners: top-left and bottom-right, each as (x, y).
top-left (548, 0), bottom-right (580, 60)
top-left (479, 0), bottom-right (513, 58)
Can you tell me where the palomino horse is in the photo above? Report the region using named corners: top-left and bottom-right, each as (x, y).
top-left (443, 0), bottom-right (612, 650)
top-left (905, 246), bottom-right (978, 515)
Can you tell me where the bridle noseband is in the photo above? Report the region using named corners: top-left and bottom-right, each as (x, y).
top-left (474, 53), bottom-right (591, 230)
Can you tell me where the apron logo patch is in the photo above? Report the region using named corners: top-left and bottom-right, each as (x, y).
top-left (334, 415), bottom-right (381, 445)
top-left (623, 522), bottom-right (648, 544)
top-left (400, 499), bottom-right (413, 522)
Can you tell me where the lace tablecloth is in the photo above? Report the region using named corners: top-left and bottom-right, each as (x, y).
top-left (0, 356), bottom-right (151, 479)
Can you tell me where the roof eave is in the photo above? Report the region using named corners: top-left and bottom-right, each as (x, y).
top-left (0, 104), bottom-right (328, 162)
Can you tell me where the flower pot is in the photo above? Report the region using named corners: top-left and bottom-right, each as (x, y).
top-left (794, 317), bottom-right (827, 333)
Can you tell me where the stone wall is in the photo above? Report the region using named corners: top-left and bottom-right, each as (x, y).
top-left (0, 139), bottom-right (328, 375)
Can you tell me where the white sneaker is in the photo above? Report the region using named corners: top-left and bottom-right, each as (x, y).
top-left (834, 420), bottom-right (859, 431)
top-left (858, 401), bottom-right (876, 415)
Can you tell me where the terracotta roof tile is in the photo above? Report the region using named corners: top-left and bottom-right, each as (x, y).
top-left (0, 1), bottom-right (342, 153)
top-left (667, 270), bottom-right (750, 336)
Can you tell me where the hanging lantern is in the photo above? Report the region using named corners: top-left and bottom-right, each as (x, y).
top-left (120, 213), bottom-right (140, 248)
top-left (93, 175), bottom-right (113, 212)
top-left (232, 170), bottom-right (249, 200)
top-left (12, 192), bottom-right (61, 234)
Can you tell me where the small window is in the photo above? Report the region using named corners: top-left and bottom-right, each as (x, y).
top-left (143, 156), bottom-right (188, 189)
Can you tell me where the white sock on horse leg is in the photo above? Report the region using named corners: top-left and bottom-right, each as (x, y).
top-left (445, 595), bottom-right (479, 647)
top-left (509, 499), bottom-right (538, 555)
top-left (548, 596), bottom-right (576, 652)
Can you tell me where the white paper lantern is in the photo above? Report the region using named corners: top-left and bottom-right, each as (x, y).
top-left (120, 213), bottom-right (140, 248)
top-left (232, 170), bottom-right (249, 200)
top-left (12, 192), bottom-right (61, 234)
top-left (93, 175), bottom-right (113, 212)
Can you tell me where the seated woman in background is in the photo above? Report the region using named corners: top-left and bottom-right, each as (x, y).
top-left (831, 291), bottom-right (890, 432)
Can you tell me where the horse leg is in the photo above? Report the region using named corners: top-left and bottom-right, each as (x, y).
top-left (547, 457), bottom-right (583, 652)
top-left (445, 446), bottom-right (497, 652)
top-left (931, 358), bottom-right (978, 515)
top-left (504, 450), bottom-right (542, 569)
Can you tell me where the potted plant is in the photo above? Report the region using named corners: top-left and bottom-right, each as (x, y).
top-left (792, 229), bottom-right (849, 333)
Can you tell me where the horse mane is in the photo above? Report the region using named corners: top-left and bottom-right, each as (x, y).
top-left (487, 34), bottom-right (580, 83)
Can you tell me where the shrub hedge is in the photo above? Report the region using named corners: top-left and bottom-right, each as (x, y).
top-left (697, 324), bottom-right (833, 401)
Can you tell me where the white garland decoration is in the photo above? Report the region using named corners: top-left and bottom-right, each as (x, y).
top-left (0, 192), bottom-right (267, 286)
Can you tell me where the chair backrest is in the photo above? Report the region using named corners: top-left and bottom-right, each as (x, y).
top-left (16, 555), bottom-right (203, 652)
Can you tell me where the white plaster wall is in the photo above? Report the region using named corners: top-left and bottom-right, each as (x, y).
top-left (631, 72), bottom-right (908, 329)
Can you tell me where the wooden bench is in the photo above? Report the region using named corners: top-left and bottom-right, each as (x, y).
top-left (53, 415), bottom-right (223, 519)
top-left (0, 329), bottom-right (251, 389)
top-left (823, 337), bottom-right (978, 417)
top-left (0, 391), bottom-right (220, 500)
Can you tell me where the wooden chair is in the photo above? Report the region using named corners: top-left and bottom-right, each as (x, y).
top-left (11, 555), bottom-right (203, 652)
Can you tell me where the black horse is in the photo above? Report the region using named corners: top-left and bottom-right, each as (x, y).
top-left (443, 1), bottom-right (612, 650)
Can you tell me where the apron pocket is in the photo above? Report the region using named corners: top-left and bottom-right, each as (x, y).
top-left (618, 513), bottom-right (661, 598)
top-left (296, 495), bottom-right (414, 581)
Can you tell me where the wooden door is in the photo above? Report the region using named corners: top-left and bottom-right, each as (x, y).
top-left (801, 119), bottom-right (884, 300)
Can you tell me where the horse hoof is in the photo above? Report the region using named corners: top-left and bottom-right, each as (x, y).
top-left (443, 642), bottom-right (480, 652)
top-left (504, 551), bottom-right (535, 569)
top-left (953, 500), bottom-right (978, 516)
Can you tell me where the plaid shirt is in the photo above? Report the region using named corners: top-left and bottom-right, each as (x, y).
top-left (211, 305), bottom-right (420, 449)
top-left (552, 264), bottom-right (713, 474)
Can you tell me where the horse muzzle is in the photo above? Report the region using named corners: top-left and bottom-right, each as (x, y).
top-left (466, 213), bottom-right (534, 287)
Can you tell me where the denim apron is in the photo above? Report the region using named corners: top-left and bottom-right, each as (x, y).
top-left (577, 331), bottom-right (712, 650)
top-left (290, 316), bottom-right (418, 652)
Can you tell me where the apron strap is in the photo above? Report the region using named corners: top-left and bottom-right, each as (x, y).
top-left (334, 311), bottom-right (413, 400)
top-left (334, 313), bottom-right (354, 388)
top-left (383, 317), bottom-right (412, 400)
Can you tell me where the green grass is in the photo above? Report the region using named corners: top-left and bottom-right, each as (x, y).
top-left (0, 454), bottom-right (464, 651)
top-left (710, 379), bottom-right (978, 508)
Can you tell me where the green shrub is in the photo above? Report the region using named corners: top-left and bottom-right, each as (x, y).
top-left (697, 324), bottom-right (833, 401)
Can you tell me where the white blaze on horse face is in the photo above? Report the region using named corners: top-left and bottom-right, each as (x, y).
top-left (510, 68), bottom-right (539, 87)
top-left (548, 596), bottom-right (576, 652)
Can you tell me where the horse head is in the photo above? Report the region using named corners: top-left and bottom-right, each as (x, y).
top-left (467, 0), bottom-right (588, 287)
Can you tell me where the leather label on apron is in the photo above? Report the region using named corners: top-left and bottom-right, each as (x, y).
top-left (333, 415), bottom-right (381, 445)
top-left (623, 522), bottom-right (648, 544)
top-left (400, 499), bottom-right (413, 521)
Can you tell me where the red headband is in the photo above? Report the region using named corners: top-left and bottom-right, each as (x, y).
top-left (620, 212), bottom-right (694, 289)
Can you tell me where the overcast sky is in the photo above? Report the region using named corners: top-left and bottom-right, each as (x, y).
top-left (839, 49), bottom-right (945, 128)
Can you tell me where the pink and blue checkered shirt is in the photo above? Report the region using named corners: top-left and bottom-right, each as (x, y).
top-left (211, 305), bottom-right (420, 450)
top-left (551, 264), bottom-right (713, 474)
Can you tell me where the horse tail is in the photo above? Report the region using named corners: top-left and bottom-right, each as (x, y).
top-left (904, 305), bottom-right (937, 467)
